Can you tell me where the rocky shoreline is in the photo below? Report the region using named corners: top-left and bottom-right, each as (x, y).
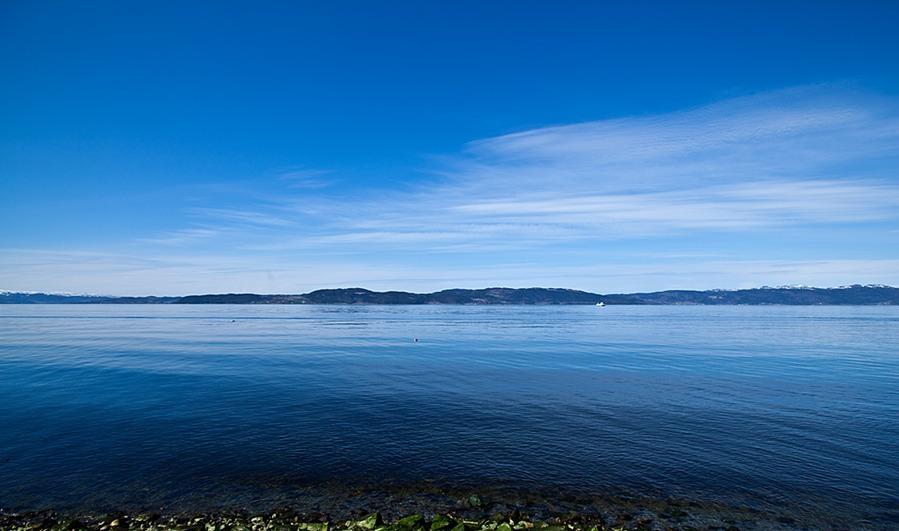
top-left (1, 487), bottom-right (880, 531)
top-left (0, 508), bottom-right (786, 531)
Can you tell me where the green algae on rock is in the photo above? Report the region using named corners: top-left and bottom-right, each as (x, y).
top-left (0, 510), bottom-right (643, 531)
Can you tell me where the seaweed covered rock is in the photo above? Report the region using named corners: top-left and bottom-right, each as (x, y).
top-left (0, 508), bottom-right (769, 531)
top-left (429, 514), bottom-right (453, 531)
top-left (351, 513), bottom-right (382, 531)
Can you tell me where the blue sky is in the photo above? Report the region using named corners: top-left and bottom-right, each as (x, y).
top-left (2, 1), bottom-right (899, 295)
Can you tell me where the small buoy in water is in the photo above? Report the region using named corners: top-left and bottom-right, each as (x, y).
top-left (413, 338), bottom-right (420, 342)
top-left (231, 319), bottom-right (236, 323)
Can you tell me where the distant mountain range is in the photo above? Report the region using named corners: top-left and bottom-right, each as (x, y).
top-left (2, 285), bottom-right (898, 305)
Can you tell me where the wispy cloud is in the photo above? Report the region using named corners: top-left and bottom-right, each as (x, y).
top-left (6, 86), bottom-right (899, 293)
top-left (138, 228), bottom-right (221, 246)
top-left (170, 86), bottom-right (899, 254)
top-left (356, 86), bottom-right (899, 248)
top-left (454, 86), bottom-right (899, 191)
top-left (2, 248), bottom-right (898, 295)
top-left (449, 179), bottom-right (899, 232)
top-left (187, 207), bottom-right (295, 227)
top-left (276, 168), bottom-right (335, 189)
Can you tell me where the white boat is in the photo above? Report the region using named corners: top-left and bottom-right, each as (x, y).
top-left (595, 302), bottom-right (605, 307)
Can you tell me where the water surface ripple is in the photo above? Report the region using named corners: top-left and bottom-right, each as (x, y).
top-left (1, 305), bottom-right (897, 526)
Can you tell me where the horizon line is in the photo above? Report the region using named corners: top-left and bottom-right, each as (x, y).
top-left (2, 283), bottom-right (897, 299)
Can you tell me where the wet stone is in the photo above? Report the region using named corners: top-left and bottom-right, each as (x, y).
top-left (354, 513), bottom-right (382, 530)
top-left (0, 502), bottom-right (836, 531)
top-left (430, 514), bottom-right (452, 531)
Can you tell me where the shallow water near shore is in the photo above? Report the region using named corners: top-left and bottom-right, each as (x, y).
top-left (1, 305), bottom-right (898, 528)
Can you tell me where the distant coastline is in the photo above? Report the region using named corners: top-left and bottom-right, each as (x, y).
top-left (2, 284), bottom-right (898, 305)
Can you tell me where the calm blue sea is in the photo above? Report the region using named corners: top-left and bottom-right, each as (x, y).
top-left (1, 305), bottom-right (898, 525)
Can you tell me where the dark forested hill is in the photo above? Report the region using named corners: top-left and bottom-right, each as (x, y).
top-left (0, 292), bottom-right (179, 304)
top-left (601, 285), bottom-right (899, 305)
top-left (3, 285), bottom-right (898, 305)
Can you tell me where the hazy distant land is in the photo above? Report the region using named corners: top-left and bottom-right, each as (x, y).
top-left (2, 284), bottom-right (897, 305)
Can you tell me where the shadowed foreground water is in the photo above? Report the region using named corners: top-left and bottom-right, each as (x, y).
top-left (1, 305), bottom-right (897, 527)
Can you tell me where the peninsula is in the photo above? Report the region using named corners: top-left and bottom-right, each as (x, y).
top-left (2, 284), bottom-right (897, 305)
